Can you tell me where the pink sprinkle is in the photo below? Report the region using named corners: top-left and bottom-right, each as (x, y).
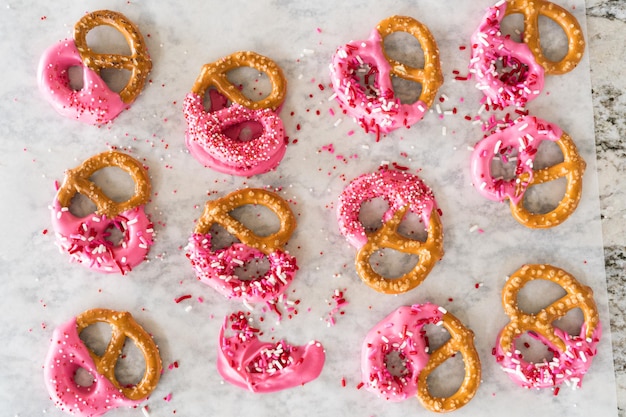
top-left (347, 130), bottom-right (355, 136)
top-left (164, 393), bottom-right (172, 402)
top-left (316, 27), bottom-right (322, 33)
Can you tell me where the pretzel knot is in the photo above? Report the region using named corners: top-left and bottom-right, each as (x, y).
top-left (495, 264), bottom-right (601, 389)
top-left (74, 10), bottom-right (152, 104)
top-left (56, 151), bottom-right (151, 219)
top-left (504, 0), bottom-right (585, 75)
top-left (44, 309), bottom-right (161, 416)
top-left (187, 189), bottom-right (298, 302)
top-left (337, 169), bottom-right (443, 294)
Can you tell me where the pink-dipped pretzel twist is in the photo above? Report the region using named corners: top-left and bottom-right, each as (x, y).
top-left (495, 264), bottom-right (601, 389)
top-left (329, 15), bottom-right (443, 137)
top-left (187, 188), bottom-right (297, 303)
top-left (51, 151), bottom-right (154, 274)
top-left (337, 168), bottom-right (443, 294)
top-left (43, 308), bottom-right (162, 416)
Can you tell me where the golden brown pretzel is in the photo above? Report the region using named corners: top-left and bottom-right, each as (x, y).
top-left (195, 188), bottom-right (296, 254)
top-left (509, 131), bottom-right (586, 228)
top-left (498, 264), bottom-right (599, 354)
top-left (76, 308), bottom-right (162, 401)
top-left (504, 0), bottom-right (585, 75)
top-left (355, 207), bottom-right (444, 294)
top-left (376, 15), bottom-right (443, 109)
top-left (191, 51), bottom-right (287, 111)
top-left (74, 10), bottom-right (152, 104)
top-left (417, 310), bottom-right (481, 413)
top-left (56, 151), bottom-right (151, 219)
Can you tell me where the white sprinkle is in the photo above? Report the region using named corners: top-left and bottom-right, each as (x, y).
top-left (437, 306), bottom-right (447, 314)
top-left (469, 224), bottom-right (479, 233)
top-left (442, 126), bottom-right (447, 136)
top-left (333, 118), bottom-right (343, 127)
top-left (141, 406), bottom-right (151, 417)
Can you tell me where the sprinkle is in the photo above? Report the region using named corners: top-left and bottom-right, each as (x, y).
top-left (174, 294), bottom-right (192, 303)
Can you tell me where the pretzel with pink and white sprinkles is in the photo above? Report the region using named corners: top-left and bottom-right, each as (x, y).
top-left (51, 151), bottom-right (154, 274)
top-left (329, 16), bottom-right (443, 138)
top-left (337, 168), bottom-right (443, 294)
top-left (187, 188), bottom-right (297, 303)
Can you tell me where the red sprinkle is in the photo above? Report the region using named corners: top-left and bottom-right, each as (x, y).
top-left (174, 294), bottom-right (192, 303)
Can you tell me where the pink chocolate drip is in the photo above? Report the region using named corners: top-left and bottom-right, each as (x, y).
top-left (186, 233), bottom-right (297, 303)
top-left (361, 303), bottom-right (443, 401)
top-left (495, 323), bottom-right (602, 389)
top-left (37, 39), bottom-right (126, 125)
top-left (50, 199), bottom-right (154, 275)
top-left (330, 29), bottom-right (429, 135)
top-left (469, 0), bottom-right (545, 108)
top-left (44, 317), bottom-right (141, 417)
top-left (183, 92), bottom-right (286, 176)
top-left (470, 115), bottom-right (562, 204)
top-left (217, 312), bottom-right (325, 393)
top-left (337, 168), bottom-right (437, 249)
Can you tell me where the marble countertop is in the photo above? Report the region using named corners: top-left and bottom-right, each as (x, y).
top-left (0, 0), bottom-right (624, 416)
top-left (587, 0), bottom-right (626, 414)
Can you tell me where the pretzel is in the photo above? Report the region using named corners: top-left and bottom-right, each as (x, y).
top-left (361, 304), bottom-right (480, 412)
top-left (495, 264), bottom-right (601, 389)
top-left (44, 309), bottom-right (162, 416)
top-left (217, 311), bottom-right (325, 392)
top-left (51, 151), bottom-right (154, 274)
top-left (469, 1), bottom-right (545, 107)
top-left (186, 188), bottom-right (298, 302)
top-left (337, 168), bottom-right (443, 294)
top-left (470, 115), bottom-right (585, 228)
top-left (184, 52), bottom-right (288, 175)
top-left (329, 15), bottom-right (443, 138)
top-left (504, 0), bottom-right (585, 75)
top-left (37, 10), bottom-right (151, 124)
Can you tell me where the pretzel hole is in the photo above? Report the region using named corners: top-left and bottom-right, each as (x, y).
top-left (369, 248), bottom-right (419, 280)
top-left (67, 66), bottom-right (85, 91)
top-left (226, 66), bottom-right (272, 102)
top-left (230, 204), bottom-right (282, 238)
top-left (202, 89), bottom-right (230, 113)
top-left (384, 350), bottom-right (411, 379)
top-left (358, 197), bottom-right (390, 234)
top-left (79, 321), bottom-right (113, 357)
top-left (516, 278), bottom-right (566, 315)
top-left (490, 145), bottom-right (519, 181)
top-left (103, 222), bottom-right (127, 246)
top-left (223, 121), bottom-right (264, 142)
top-left (513, 331), bottom-right (555, 364)
top-left (114, 337), bottom-right (148, 387)
top-left (553, 307), bottom-right (585, 337)
top-left (73, 367), bottom-right (96, 388)
top-left (85, 25), bottom-right (132, 56)
top-left (207, 223), bottom-right (239, 251)
top-left (500, 14), bottom-right (525, 43)
top-left (89, 166), bottom-right (138, 204)
top-left (493, 55), bottom-right (531, 85)
top-left (398, 210), bottom-right (428, 243)
top-left (69, 193), bottom-right (98, 217)
top-left (353, 63), bottom-right (382, 98)
top-left (98, 68), bottom-right (132, 94)
top-left (521, 176), bottom-right (567, 214)
top-left (233, 256), bottom-right (271, 282)
top-left (538, 15), bottom-right (569, 63)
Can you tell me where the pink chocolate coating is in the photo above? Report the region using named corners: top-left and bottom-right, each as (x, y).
top-left (183, 92), bottom-right (286, 176)
top-left (44, 317), bottom-right (141, 417)
top-left (470, 115), bottom-right (562, 204)
top-left (495, 323), bottom-right (602, 389)
top-left (337, 168), bottom-right (437, 249)
top-left (217, 312), bottom-right (325, 393)
top-left (186, 233), bottom-right (297, 303)
top-left (37, 40), bottom-right (126, 125)
top-left (469, 0), bottom-right (545, 108)
top-left (329, 29), bottom-right (429, 135)
top-left (361, 303), bottom-right (443, 401)
top-left (50, 199), bottom-right (154, 275)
